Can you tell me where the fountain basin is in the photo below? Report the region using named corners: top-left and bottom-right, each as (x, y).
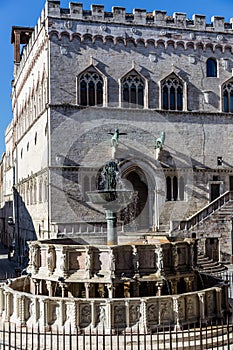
top-left (87, 190), bottom-right (135, 211)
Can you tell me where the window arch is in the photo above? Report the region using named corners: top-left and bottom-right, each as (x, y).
top-left (121, 70), bottom-right (145, 108)
top-left (161, 74), bottom-right (183, 111)
top-left (78, 69), bottom-right (104, 106)
top-left (223, 80), bottom-right (233, 112)
top-left (206, 58), bottom-right (217, 77)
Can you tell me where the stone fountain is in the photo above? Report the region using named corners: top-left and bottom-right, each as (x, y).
top-left (0, 129), bottom-right (229, 333)
top-left (87, 160), bottom-right (135, 245)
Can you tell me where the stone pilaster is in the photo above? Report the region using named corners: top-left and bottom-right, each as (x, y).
top-left (198, 292), bottom-right (206, 322)
top-left (4, 291), bottom-right (12, 322)
top-left (173, 297), bottom-right (182, 330)
top-left (0, 288), bottom-right (5, 315)
top-left (125, 300), bottom-right (130, 329)
top-left (46, 280), bottom-right (53, 296)
top-left (39, 299), bottom-right (49, 328)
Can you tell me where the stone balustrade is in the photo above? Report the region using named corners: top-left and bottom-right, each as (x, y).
top-left (0, 280), bottom-right (228, 331)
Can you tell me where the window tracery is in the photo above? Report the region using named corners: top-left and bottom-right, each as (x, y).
top-left (161, 75), bottom-right (183, 111)
top-left (121, 72), bottom-right (145, 108)
top-left (79, 71), bottom-right (103, 106)
top-left (223, 80), bottom-right (233, 113)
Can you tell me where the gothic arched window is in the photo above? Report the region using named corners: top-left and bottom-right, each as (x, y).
top-left (122, 72), bottom-right (145, 108)
top-left (162, 75), bottom-right (183, 111)
top-left (79, 71), bottom-right (103, 106)
top-left (206, 58), bottom-right (217, 77)
top-left (223, 80), bottom-right (233, 113)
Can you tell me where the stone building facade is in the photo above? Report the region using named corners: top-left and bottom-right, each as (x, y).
top-left (3, 0), bottom-right (233, 261)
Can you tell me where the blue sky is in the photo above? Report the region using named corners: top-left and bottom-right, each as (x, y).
top-left (0, 0), bottom-right (233, 155)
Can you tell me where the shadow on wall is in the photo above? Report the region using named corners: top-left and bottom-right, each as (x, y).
top-left (0, 200), bottom-right (14, 249)
top-left (13, 188), bottom-right (37, 266)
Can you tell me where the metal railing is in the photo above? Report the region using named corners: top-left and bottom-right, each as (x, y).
top-left (0, 319), bottom-right (233, 350)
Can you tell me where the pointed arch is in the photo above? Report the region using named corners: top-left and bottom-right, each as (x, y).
top-left (120, 68), bottom-right (148, 108)
top-left (160, 72), bottom-right (185, 111)
top-left (77, 64), bottom-right (107, 107)
top-left (222, 77), bottom-right (233, 113)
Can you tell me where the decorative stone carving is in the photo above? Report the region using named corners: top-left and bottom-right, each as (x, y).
top-left (114, 304), bottom-right (125, 325)
top-left (32, 244), bottom-right (40, 273)
top-left (80, 304), bottom-right (91, 328)
top-left (47, 246), bottom-right (56, 275)
top-left (147, 302), bottom-right (158, 324)
top-left (159, 299), bottom-right (172, 323)
top-left (129, 303), bottom-right (140, 325)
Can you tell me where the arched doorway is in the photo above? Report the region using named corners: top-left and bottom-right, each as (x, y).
top-left (120, 169), bottom-right (149, 230)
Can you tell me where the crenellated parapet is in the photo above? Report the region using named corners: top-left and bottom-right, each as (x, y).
top-left (45, 0), bottom-right (233, 32)
top-left (12, 1), bottom-right (233, 83)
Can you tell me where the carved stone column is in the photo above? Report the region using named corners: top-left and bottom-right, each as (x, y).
top-left (107, 284), bottom-right (114, 298)
top-left (156, 281), bottom-right (163, 296)
top-left (46, 280), bottom-right (53, 297)
top-left (184, 276), bottom-right (194, 292)
top-left (32, 279), bottom-right (40, 295)
top-left (171, 279), bottom-right (178, 295)
top-left (198, 292), bottom-right (206, 322)
top-left (85, 247), bottom-right (92, 279)
top-left (132, 245), bottom-right (139, 277)
top-left (85, 282), bottom-right (90, 299)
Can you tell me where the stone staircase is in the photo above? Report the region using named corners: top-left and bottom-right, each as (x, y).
top-left (197, 254), bottom-right (227, 274)
top-left (170, 191), bottom-right (233, 232)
